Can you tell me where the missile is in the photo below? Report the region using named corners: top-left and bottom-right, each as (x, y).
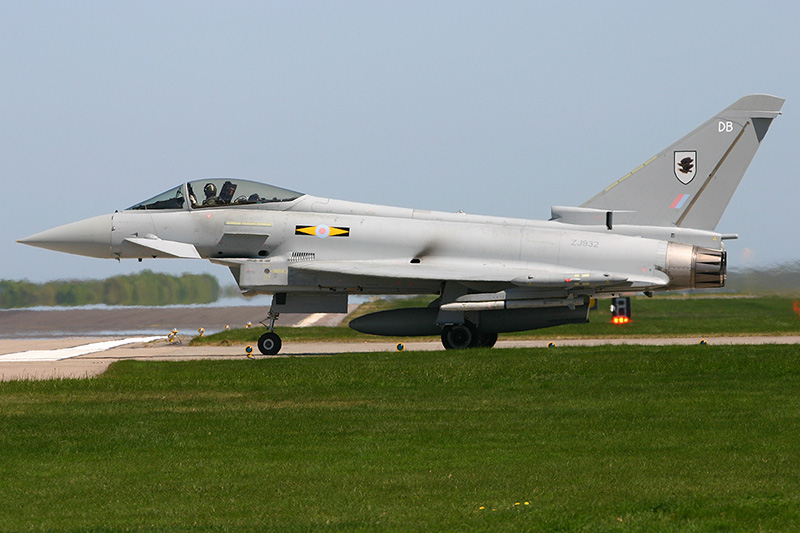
top-left (439, 297), bottom-right (581, 312)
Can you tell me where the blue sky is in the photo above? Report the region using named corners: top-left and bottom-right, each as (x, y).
top-left (2, 1), bottom-right (798, 283)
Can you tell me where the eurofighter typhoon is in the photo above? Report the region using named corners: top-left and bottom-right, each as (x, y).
top-left (19, 95), bottom-right (784, 354)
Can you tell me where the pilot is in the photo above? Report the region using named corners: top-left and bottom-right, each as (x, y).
top-left (187, 184), bottom-right (198, 207)
top-left (202, 183), bottom-right (219, 206)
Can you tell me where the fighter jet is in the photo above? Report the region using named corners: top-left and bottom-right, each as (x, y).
top-left (19, 94), bottom-right (784, 354)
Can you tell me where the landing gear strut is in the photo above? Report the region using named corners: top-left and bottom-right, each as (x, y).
top-left (257, 310), bottom-right (282, 355)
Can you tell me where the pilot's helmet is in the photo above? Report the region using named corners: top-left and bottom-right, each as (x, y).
top-left (204, 183), bottom-right (217, 197)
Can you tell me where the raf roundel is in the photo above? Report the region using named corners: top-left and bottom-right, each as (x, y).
top-left (295, 224), bottom-right (351, 238)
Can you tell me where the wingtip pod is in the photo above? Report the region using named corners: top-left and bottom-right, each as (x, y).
top-left (582, 94), bottom-right (784, 230)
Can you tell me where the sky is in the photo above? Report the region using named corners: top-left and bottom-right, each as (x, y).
top-left (2, 1), bottom-right (798, 285)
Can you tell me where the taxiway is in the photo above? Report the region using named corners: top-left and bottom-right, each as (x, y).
top-left (3, 335), bottom-right (800, 381)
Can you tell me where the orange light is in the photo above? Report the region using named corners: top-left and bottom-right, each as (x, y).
top-left (612, 316), bottom-right (630, 325)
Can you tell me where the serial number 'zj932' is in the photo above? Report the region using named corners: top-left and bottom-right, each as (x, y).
top-left (571, 239), bottom-right (599, 248)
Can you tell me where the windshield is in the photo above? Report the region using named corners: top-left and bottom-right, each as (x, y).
top-left (127, 185), bottom-right (185, 210)
top-left (126, 179), bottom-right (304, 211)
top-left (187, 178), bottom-right (303, 208)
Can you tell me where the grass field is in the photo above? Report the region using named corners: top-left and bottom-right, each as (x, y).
top-left (192, 296), bottom-right (800, 346)
top-left (3, 344), bottom-right (800, 530)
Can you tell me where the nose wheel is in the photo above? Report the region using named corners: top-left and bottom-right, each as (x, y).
top-left (257, 331), bottom-right (282, 355)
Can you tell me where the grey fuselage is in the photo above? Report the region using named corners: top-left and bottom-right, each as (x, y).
top-left (108, 188), bottom-right (725, 299)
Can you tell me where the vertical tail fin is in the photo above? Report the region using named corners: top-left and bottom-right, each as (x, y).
top-left (582, 94), bottom-right (784, 230)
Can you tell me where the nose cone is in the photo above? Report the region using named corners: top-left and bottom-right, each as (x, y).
top-left (18, 214), bottom-right (113, 258)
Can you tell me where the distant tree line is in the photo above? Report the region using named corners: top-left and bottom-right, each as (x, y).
top-left (0, 271), bottom-right (221, 309)
top-left (726, 261), bottom-right (800, 295)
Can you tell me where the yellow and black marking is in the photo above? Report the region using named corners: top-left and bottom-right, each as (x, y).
top-left (295, 225), bottom-right (350, 237)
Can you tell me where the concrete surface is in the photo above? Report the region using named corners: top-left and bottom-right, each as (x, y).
top-left (2, 335), bottom-right (799, 382)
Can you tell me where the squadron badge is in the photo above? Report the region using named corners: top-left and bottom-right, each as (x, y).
top-left (674, 151), bottom-right (697, 184)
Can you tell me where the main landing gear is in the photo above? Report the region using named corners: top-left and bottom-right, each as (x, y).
top-left (257, 310), bottom-right (283, 355)
top-left (440, 323), bottom-right (498, 350)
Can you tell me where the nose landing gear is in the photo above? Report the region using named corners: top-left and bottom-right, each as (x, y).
top-left (257, 310), bottom-right (283, 355)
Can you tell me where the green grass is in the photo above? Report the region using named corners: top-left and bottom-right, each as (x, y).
top-left (3, 345), bottom-right (800, 530)
top-left (527, 295), bottom-right (800, 338)
top-left (192, 296), bottom-right (800, 346)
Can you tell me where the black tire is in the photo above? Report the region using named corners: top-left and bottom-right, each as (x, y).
top-left (441, 324), bottom-right (475, 350)
top-left (475, 332), bottom-right (498, 348)
top-left (257, 332), bottom-right (282, 355)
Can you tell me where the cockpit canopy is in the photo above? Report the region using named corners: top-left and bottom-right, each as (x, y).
top-left (127, 179), bottom-right (303, 210)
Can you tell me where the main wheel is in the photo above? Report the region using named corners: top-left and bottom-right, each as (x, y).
top-left (474, 332), bottom-right (498, 348)
top-left (257, 332), bottom-right (282, 355)
top-left (441, 324), bottom-right (475, 350)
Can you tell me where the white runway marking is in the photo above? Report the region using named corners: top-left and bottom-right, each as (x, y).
top-left (0, 336), bottom-right (164, 362)
top-left (294, 313), bottom-right (327, 327)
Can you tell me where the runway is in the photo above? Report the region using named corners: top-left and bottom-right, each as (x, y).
top-left (2, 335), bottom-right (800, 381)
top-left (0, 305), bottom-right (353, 337)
